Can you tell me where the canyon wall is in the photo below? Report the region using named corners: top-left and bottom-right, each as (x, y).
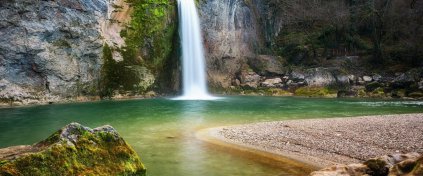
top-left (199, 0), bottom-right (423, 98)
top-left (199, 0), bottom-right (286, 88)
top-left (0, 0), bottom-right (108, 106)
top-left (0, 0), bottom-right (179, 106)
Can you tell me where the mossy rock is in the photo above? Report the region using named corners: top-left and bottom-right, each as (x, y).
top-left (265, 88), bottom-right (293, 96)
top-left (365, 82), bottom-right (383, 92)
top-left (369, 87), bottom-right (386, 98)
top-left (363, 158), bottom-right (389, 176)
top-left (407, 91), bottom-right (423, 98)
top-left (0, 123), bottom-right (146, 176)
top-left (391, 89), bottom-right (406, 98)
top-left (294, 86), bottom-right (337, 97)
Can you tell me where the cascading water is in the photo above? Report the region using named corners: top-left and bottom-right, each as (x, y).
top-left (175, 0), bottom-right (215, 100)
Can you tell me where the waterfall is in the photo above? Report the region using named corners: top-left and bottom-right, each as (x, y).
top-left (175, 0), bottom-right (215, 100)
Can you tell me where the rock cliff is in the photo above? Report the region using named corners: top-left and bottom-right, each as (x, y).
top-left (199, 0), bottom-right (423, 99)
top-left (0, 0), bottom-right (108, 106)
top-left (0, 0), bottom-right (179, 107)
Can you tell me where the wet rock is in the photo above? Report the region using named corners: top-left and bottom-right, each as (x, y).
top-left (261, 78), bottom-right (282, 88)
top-left (358, 77), bottom-right (366, 85)
top-left (311, 153), bottom-right (422, 176)
top-left (373, 74), bottom-right (382, 82)
top-left (291, 71), bottom-right (306, 81)
top-left (239, 71), bottom-right (261, 88)
top-left (363, 76), bottom-right (373, 82)
top-left (0, 123), bottom-right (146, 176)
top-left (366, 82), bottom-right (383, 92)
top-left (310, 164), bottom-right (369, 176)
top-left (232, 79), bottom-right (241, 86)
top-left (391, 89), bottom-right (406, 98)
top-left (391, 72), bottom-right (416, 88)
top-left (304, 68), bottom-right (336, 87)
top-left (347, 75), bottom-right (357, 84)
top-left (295, 86), bottom-right (337, 98)
top-left (419, 80), bottom-right (423, 90)
top-left (337, 90), bottom-right (357, 98)
top-left (408, 91), bottom-right (423, 98)
top-left (336, 75), bottom-right (350, 85)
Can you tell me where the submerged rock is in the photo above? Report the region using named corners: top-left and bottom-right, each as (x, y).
top-left (0, 123), bottom-right (146, 176)
top-left (310, 152), bottom-right (422, 176)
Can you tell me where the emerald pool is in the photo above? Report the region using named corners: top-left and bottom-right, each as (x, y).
top-left (1, 96), bottom-right (422, 175)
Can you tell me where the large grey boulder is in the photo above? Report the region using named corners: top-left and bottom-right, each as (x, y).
top-left (304, 68), bottom-right (336, 87)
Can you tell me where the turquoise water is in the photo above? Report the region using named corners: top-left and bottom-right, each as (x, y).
top-left (0, 96), bottom-right (422, 175)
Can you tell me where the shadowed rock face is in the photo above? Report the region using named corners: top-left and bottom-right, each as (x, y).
top-left (0, 0), bottom-right (108, 106)
top-left (0, 123), bottom-right (146, 176)
top-left (199, 0), bottom-right (283, 88)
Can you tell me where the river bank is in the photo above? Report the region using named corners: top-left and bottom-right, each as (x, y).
top-left (197, 113), bottom-right (423, 172)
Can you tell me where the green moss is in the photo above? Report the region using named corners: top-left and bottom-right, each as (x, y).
top-left (0, 125), bottom-right (146, 176)
top-left (366, 82), bottom-right (383, 92)
top-left (369, 87), bottom-right (386, 98)
top-left (123, 0), bottom-right (176, 71)
top-left (357, 87), bottom-right (367, 97)
top-left (264, 88), bottom-right (293, 96)
top-left (294, 86), bottom-right (338, 97)
top-left (100, 0), bottom-right (178, 97)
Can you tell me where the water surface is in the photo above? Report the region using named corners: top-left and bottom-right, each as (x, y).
top-left (1, 96), bottom-right (422, 175)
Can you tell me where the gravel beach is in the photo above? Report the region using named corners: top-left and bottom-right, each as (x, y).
top-left (198, 113), bottom-right (423, 168)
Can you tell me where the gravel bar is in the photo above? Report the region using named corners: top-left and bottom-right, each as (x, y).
top-left (201, 113), bottom-right (423, 168)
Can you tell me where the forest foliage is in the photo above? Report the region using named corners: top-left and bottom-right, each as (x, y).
top-left (265, 0), bottom-right (422, 70)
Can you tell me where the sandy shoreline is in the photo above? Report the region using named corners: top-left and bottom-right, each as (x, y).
top-left (196, 113), bottom-right (423, 170)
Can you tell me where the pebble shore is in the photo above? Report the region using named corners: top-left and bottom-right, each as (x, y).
top-left (202, 113), bottom-right (423, 168)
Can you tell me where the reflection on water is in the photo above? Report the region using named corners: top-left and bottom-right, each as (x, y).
top-left (0, 96), bottom-right (422, 175)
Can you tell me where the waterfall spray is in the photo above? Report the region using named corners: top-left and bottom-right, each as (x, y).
top-left (175, 0), bottom-right (216, 100)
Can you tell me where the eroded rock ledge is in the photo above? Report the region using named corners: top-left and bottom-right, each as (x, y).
top-left (311, 152), bottom-right (423, 176)
top-left (0, 123), bottom-right (146, 176)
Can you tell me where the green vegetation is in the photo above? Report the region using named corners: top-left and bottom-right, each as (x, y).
top-left (100, 0), bottom-right (178, 97)
top-left (294, 86), bottom-right (338, 97)
top-left (0, 124), bottom-right (145, 176)
top-left (266, 0), bottom-right (423, 70)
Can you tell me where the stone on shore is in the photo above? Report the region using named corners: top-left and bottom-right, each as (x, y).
top-left (0, 123), bottom-right (146, 176)
top-left (310, 153), bottom-right (422, 176)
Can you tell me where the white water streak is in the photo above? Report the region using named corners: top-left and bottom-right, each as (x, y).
top-left (175, 0), bottom-right (216, 100)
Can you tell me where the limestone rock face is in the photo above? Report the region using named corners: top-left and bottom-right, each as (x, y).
top-left (0, 123), bottom-right (146, 176)
top-left (248, 55), bottom-right (287, 76)
top-left (0, 0), bottom-right (108, 106)
top-left (199, 0), bottom-right (267, 88)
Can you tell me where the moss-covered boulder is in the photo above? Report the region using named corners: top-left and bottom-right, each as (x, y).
top-left (0, 123), bottom-right (146, 176)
